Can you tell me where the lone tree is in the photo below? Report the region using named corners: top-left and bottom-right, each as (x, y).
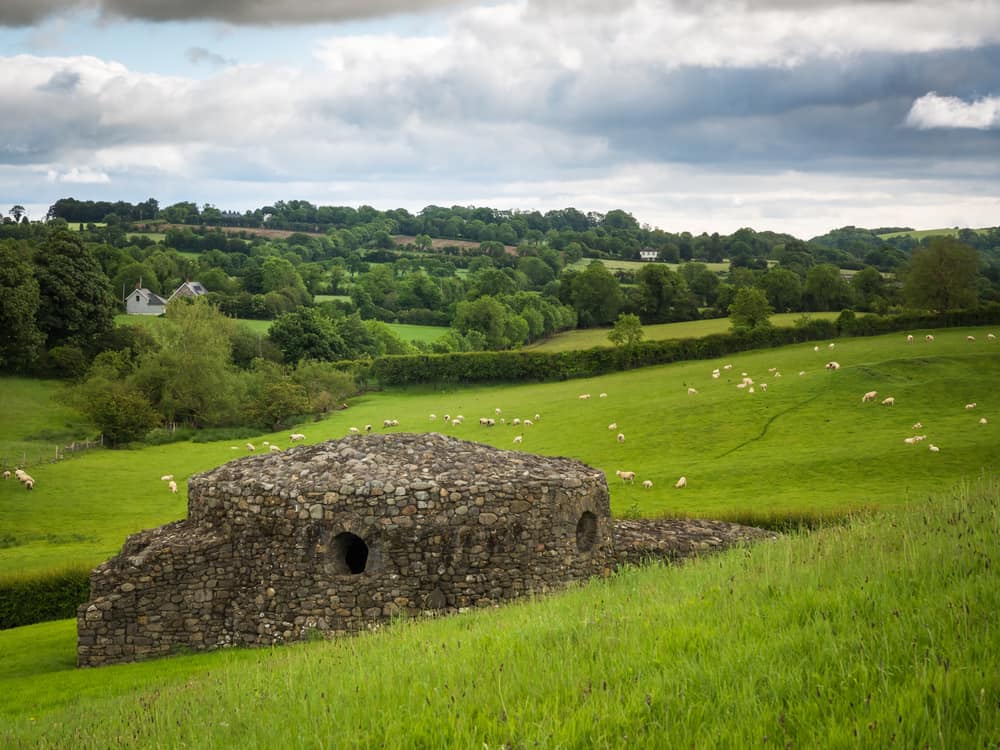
top-left (728, 287), bottom-right (773, 331)
top-left (903, 238), bottom-right (981, 312)
top-left (608, 313), bottom-right (644, 347)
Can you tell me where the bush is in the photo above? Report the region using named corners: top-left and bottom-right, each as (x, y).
top-left (0, 567), bottom-right (91, 630)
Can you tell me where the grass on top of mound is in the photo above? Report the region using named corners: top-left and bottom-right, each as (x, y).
top-left (1, 474), bottom-right (997, 748)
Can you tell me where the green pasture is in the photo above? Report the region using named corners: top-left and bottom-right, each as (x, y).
top-left (569, 258), bottom-right (730, 274)
top-left (385, 323), bottom-right (449, 344)
top-left (128, 232), bottom-right (166, 242)
top-left (0, 380), bottom-right (92, 471)
top-left (877, 227), bottom-right (988, 240)
top-left (2, 326), bottom-right (997, 581)
top-left (2, 475), bottom-right (998, 747)
top-left (524, 311), bottom-right (840, 351)
top-left (115, 314), bottom-right (271, 335)
top-left (312, 294), bottom-right (351, 304)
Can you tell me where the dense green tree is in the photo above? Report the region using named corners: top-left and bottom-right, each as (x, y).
top-left (608, 313), bottom-right (644, 347)
top-left (68, 351), bottom-right (160, 445)
top-left (903, 238), bottom-right (981, 311)
top-left (631, 264), bottom-right (691, 323)
top-left (760, 268), bottom-right (802, 313)
top-left (728, 287), bottom-right (773, 331)
top-left (803, 264), bottom-right (853, 312)
top-left (269, 308), bottom-right (346, 363)
top-left (850, 266), bottom-right (888, 312)
top-left (0, 242), bottom-right (44, 372)
top-left (568, 263), bottom-right (623, 327)
top-left (453, 296), bottom-right (527, 350)
top-left (247, 361), bottom-right (311, 430)
top-left (33, 231), bottom-right (116, 353)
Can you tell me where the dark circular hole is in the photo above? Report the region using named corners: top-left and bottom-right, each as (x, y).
top-left (576, 511), bottom-right (597, 552)
top-left (332, 532), bottom-right (369, 574)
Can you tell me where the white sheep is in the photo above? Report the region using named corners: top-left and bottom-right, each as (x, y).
top-left (451, 419), bottom-right (462, 427)
top-left (429, 413), bottom-right (437, 421)
top-left (365, 424), bottom-right (373, 432)
top-left (675, 476), bottom-right (687, 489)
top-left (512, 418), bottom-right (521, 426)
top-left (736, 382), bottom-right (746, 389)
top-left (774, 371), bottom-right (781, 378)
top-left (980, 417), bottom-right (988, 425)
top-left (289, 433), bottom-right (306, 442)
top-left (748, 386), bottom-right (755, 394)
top-left (24, 478), bottom-right (34, 490)
top-left (523, 419), bottom-right (533, 427)
top-left (862, 390), bottom-right (878, 403)
top-left (456, 415), bottom-right (464, 422)
top-left (768, 367), bottom-right (777, 373)
top-left (579, 394), bottom-right (591, 400)
top-left (926, 334), bottom-right (935, 342)
top-left (687, 387), bottom-right (698, 395)
top-left (642, 480), bottom-right (653, 489)
top-left (495, 408), bottom-right (502, 416)
top-left (904, 436), bottom-right (918, 445)
top-left (262, 441), bottom-right (270, 446)
top-left (246, 442), bottom-right (255, 452)
top-left (723, 364), bottom-right (733, 370)
top-left (168, 480), bottom-right (177, 493)
top-left (912, 422), bottom-right (923, 430)
top-left (2, 470), bottom-right (9, 480)
top-left (760, 383), bottom-right (768, 392)
top-left (349, 426), bottom-right (360, 433)
top-left (599, 392), bottom-right (608, 398)
top-left (712, 371), bottom-right (720, 379)
top-left (443, 414), bottom-right (450, 423)
top-left (965, 403), bottom-right (977, 410)
top-left (608, 422), bottom-right (618, 431)
top-left (906, 334), bottom-right (914, 343)
top-left (798, 371), bottom-right (806, 376)
top-left (988, 333), bottom-right (996, 341)
top-left (534, 413), bottom-right (541, 421)
top-left (929, 444), bottom-right (940, 453)
top-left (826, 361), bottom-right (841, 370)
top-left (384, 419), bottom-right (395, 427)
top-left (615, 470), bottom-right (636, 483)
top-left (967, 335), bottom-right (976, 342)
top-left (617, 433), bottom-right (625, 443)
top-left (881, 397), bottom-right (895, 406)
top-left (813, 345), bottom-right (819, 352)
top-left (829, 342), bottom-right (835, 349)
top-left (269, 445), bottom-right (281, 452)
top-left (512, 435), bottom-right (523, 444)
top-left (160, 474), bottom-right (174, 481)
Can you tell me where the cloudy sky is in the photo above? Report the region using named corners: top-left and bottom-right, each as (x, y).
top-left (1, 0), bottom-right (998, 238)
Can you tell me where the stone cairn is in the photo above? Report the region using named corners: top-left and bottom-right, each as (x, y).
top-left (77, 433), bottom-right (775, 667)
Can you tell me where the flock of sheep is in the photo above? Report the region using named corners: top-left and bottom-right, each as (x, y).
top-left (3, 468), bottom-right (35, 490)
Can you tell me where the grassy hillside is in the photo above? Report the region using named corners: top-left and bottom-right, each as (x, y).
top-left (2, 475), bottom-right (997, 747)
top-left (2, 325), bottom-right (997, 580)
top-left (385, 323), bottom-right (449, 345)
top-left (877, 227), bottom-right (989, 240)
top-left (0, 379), bottom-right (92, 471)
top-left (523, 312), bottom-right (839, 351)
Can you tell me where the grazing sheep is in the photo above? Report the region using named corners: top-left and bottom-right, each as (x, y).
top-left (926, 334), bottom-right (935, 342)
top-left (881, 397), bottom-right (895, 406)
top-left (289, 433), bottom-right (306, 442)
top-left (365, 424), bottom-right (373, 432)
top-left (615, 470), bottom-right (636, 483)
top-left (768, 367), bottom-right (777, 373)
top-left (384, 419), bottom-right (395, 427)
top-left (687, 387), bottom-right (698, 395)
top-left (269, 445), bottom-right (281, 452)
top-left (246, 443), bottom-right (256, 452)
top-left (495, 408), bottom-right (502, 416)
top-left (712, 371), bottom-right (720, 379)
top-left (452, 419), bottom-right (462, 427)
top-left (736, 382), bottom-right (746, 389)
top-left (912, 422), bottom-right (923, 430)
top-left (534, 413), bottom-right (541, 421)
top-left (349, 426), bottom-right (360, 433)
top-left (579, 393), bottom-right (591, 400)
top-left (512, 418), bottom-right (521, 426)
top-left (456, 415), bottom-right (464, 422)
top-left (967, 335), bottom-right (976, 342)
top-left (760, 383), bottom-right (768, 392)
top-left (829, 342), bottom-right (835, 349)
top-left (617, 433), bottom-right (625, 443)
top-left (813, 345), bottom-right (820, 352)
top-left (522, 419), bottom-right (532, 428)
top-left (906, 334), bottom-right (914, 343)
top-left (980, 417), bottom-right (989, 425)
top-left (741, 376), bottom-right (754, 386)
top-left (774, 371), bottom-right (782, 378)
top-left (929, 444), bottom-right (940, 453)
top-left (443, 414), bottom-right (450, 423)
top-left (429, 413), bottom-right (437, 421)
top-left (723, 364), bottom-right (733, 370)
top-left (15, 469), bottom-right (26, 481)
top-left (965, 403), bottom-right (977, 410)
top-left (825, 361), bottom-right (841, 370)
top-left (741, 372), bottom-right (748, 377)
top-left (160, 474), bottom-right (174, 481)
top-left (2, 471), bottom-right (9, 480)
top-left (167, 480), bottom-right (177, 493)
top-left (512, 435), bottom-right (523, 444)
top-left (608, 422), bottom-right (618, 431)
top-left (675, 476), bottom-right (687, 489)
top-left (486, 418), bottom-right (496, 427)
top-left (862, 390), bottom-right (878, 403)
top-left (988, 333), bottom-right (996, 341)
top-left (904, 436), bottom-right (919, 445)
top-left (799, 371), bottom-right (806, 376)
top-left (262, 441), bottom-right (269, 446)
top-left (24, 478), bottom-right (33, 490)
top-left (642, 480), bottom-right (653, 489)
top-left (599, 392), bottom-right (608, 398)
top-left (748, 386), bottom-right (755, 394)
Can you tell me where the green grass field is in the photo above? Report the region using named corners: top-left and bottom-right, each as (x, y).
top-left (3, 325), bottom-right (997, 581)
top-left (569, 258), bottom-right (731, 274)
top-left (2, 475), bottom-right (997, 747)
top-left (524, 312), bottom-right (840, 351)
top-left (115, 313), bottom-right (271, 335)
top-left (877, 227), bottom-right (989, 240)
top-left (385, 323), bottom-right (449, 344)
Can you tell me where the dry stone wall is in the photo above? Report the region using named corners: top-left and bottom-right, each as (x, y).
top-left (78, 433), bottom-right (615, 667)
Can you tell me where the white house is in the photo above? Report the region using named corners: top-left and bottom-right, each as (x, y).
top-left (124, 284), bottom-right (167, 315)
top-left (639, 248), bottom-right (659, 261)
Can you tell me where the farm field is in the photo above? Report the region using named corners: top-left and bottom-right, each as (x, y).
top-left (115, 313), bottom-right (272, 335)
top-left (2, 325), bottom-right (997, 581)
top-left (569, 258), bottom-right (731, 274)
top-left (877, 227), bottom-right (989, 240)
top-left (1, 475), bottom-right (997, 747)
top-left (523, 312), bottom-right (840, 351)
top-left (385, 322), bottom-right (449, 344)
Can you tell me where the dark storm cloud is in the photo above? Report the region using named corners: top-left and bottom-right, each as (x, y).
top-left (0, 0), bottom-right (465, 26)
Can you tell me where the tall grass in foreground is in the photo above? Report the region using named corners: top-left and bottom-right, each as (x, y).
top-left (3, 474), bottom-right (998, 748)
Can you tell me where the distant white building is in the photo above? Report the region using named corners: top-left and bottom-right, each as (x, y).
top-left (124, 283), bottom-right (167, 315)
top-left (639, 248), bottom-right (659, 261)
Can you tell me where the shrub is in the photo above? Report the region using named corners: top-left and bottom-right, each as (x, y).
top-left (0, 567), bottom-right (91, 630)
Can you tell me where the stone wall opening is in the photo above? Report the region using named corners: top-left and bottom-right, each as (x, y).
top-left (333, 532), bottom-right (369, 574)
top-left (576, 511), bottom-right (597, 552)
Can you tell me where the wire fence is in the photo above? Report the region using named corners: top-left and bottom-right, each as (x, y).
top-left (0, 436), bottom-right (103, 472)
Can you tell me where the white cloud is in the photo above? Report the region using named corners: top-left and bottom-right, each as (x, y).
top-left (905, 92), bottom-right (1000, 130)
top-left (47, 166), bottom-right (110, 183)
